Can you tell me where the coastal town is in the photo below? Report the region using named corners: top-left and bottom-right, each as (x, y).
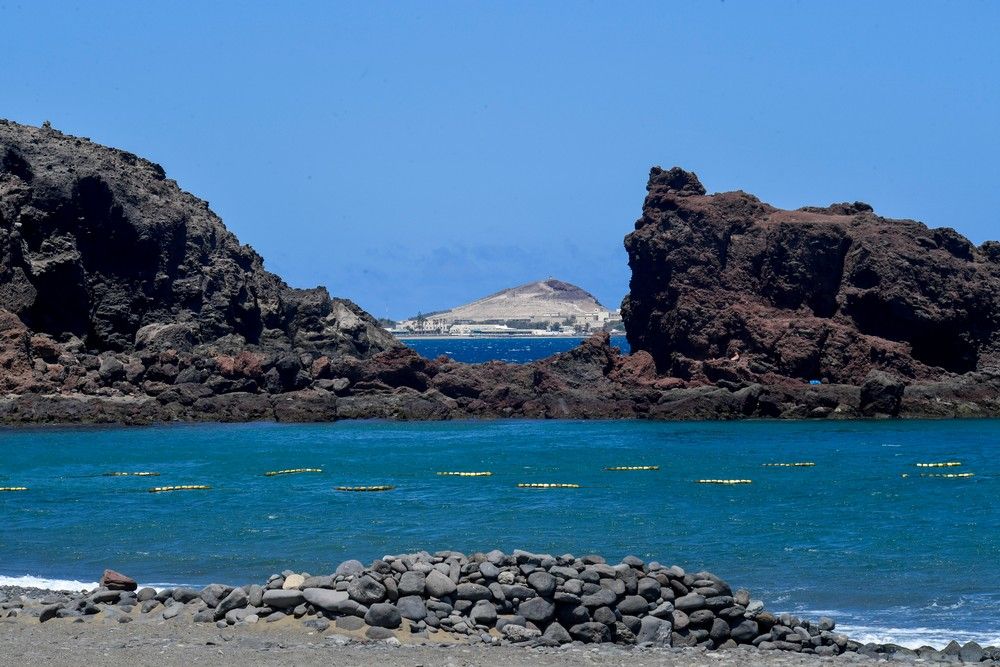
top-left (387, 278), bottom-right (624, 337)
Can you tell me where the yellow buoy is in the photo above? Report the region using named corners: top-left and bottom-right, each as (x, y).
top-left (0, 487), bottom-right (28, 492)
top-left (335, 485), bottom-right (395, 492)
top-left (761, 462), bottom-right (815, 467)
top-left (605, 466), bottom-right (660, 471)
top-left (436, 471), bottom-right (493, 477)
top-left (920, 472), bottom-right (974, 478)
top-left (517, 483), bottom-right (580, 489)
top-left (264, 468), bottom-right (323, 477)
top-left (149, 485), bottom-right (211, 493)
top-left (915, 462), bottom-right (962, 468)
top-left (696, 479), bottom-right (752, 485)
top-left (104, 471), bottom-right (160, 477)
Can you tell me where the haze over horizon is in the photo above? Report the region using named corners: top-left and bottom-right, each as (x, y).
top-left (3, 1), bottom-right (998, 320)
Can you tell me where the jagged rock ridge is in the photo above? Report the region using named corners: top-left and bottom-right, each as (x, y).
top-left (0, 119), bottom-right (398, 395)
top-left (622, 167), bottom-right (1000, 385)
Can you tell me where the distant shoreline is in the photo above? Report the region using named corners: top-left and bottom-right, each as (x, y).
top-left (395, 334), bottom-right (626, 341)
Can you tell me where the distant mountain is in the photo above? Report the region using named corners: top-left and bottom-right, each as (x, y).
top-left (397, 279), bottom-right (620, 333)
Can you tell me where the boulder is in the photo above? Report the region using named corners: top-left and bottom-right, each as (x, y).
top-left (526, 571), bottom-right (556, 597)
top-left (425, 570), bottom-right (457, 598)
top-left (364, 602), bottom-right (401, 629)
top-left (397, 571), bottom-right (425, 596)
top-left (302, 588), bottom-right (349, 611)
top-left (395, 595), bottom-right (427, 621)
top-left (347, 575), bottom-right (386, 605)
top-left (100, 569), bottom-right (138, 592)
top-left (637, 615), bottom-right (672, 645)
top-left (261, 589), bottom-right (305, 609)
top-left (517, 597), bottom-right (555, 623)
top-left (570, 621), bottom-right (612, 643)
top-left (469, 600), bottom-right (498, 626)
top-left (542, 621), bottom-right (572, 644)
top-left (213, 588), bottom-right (248, 621)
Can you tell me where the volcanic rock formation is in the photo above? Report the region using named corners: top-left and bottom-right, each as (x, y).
top-left (0, 119), bottom-right (398, 396)
top-left (2, 121), bottom-right (1000, 424)
top-left (622, 167), bottom-right (1000, 386)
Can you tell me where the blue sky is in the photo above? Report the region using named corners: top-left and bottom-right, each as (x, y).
top-left (3, 1), bottom-right (998, 319)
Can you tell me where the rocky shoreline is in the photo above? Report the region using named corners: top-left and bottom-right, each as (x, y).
top-left (3, 550), bottom-right (996, 664)
top-left (4, 120), bottom-right (1000, 426)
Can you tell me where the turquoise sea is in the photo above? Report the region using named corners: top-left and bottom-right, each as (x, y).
top-left (402, 335), bottom-right (630, 363)
top-left (1, 418), bottom-right (998, 648)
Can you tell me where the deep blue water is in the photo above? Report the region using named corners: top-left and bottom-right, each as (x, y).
top-left (402, 335), bottom-right (630, 363)
top-left (1, 419), bottom-right (998, 648)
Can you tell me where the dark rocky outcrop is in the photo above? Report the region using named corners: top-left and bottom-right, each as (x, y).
top-left (622, 166), bottom-right (1000, 387)
top-left (3, 123), bottom-right (1000, 424)
top-left (0, 120), bottom-right (398, 367)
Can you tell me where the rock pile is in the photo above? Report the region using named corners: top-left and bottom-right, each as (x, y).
top-left (2, 550), bottom-right (997, 662)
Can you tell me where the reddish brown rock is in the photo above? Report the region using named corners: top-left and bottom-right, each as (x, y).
top-left (100, 569), bottom-right (138, 591)
top-left (622, 167), bottom-right (1000, 386)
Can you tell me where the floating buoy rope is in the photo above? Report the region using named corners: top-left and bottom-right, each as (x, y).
top-left (0, 487), bottom-right (28, 492)
top-left (605, 466), bottom-right (660, 471)
top-left (697, 479), bottom-right (752, 485)
top-left (149, 485), bottom-right (211, 493)
top-left (437, 471), bottom-right (493, 477)
top-left (264, 468), bottom-right (323, 477)
top-left (104, 471), bottom-right (160, 477)
top-left (335, 485), bottom-right (395, 492)
top-left (915, 462), bottom-right (962, 468)
top-left (761, 463), bottom-right (815, 467)
top-left (920, 473), bottom-right (974, 478)
top-left (517, 483), bottom-right (580, 489)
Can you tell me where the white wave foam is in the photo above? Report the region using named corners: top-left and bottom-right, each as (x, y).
top-left (0, 574), bottom-right (96, 591)
top-left (837, 623), bottom-right (1000, 649)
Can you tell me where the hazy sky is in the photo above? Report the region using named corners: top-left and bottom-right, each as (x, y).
top-left (3, 1), bottom-right (998, 319)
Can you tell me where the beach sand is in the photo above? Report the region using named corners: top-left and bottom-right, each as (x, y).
top-left (0, 616), bottom-right (879, 666)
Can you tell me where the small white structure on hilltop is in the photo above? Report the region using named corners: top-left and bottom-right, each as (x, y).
top-left (392, 278), bottom-right (622, 336)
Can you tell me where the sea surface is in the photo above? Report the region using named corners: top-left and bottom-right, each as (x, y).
top-left (402, 335), bottom-right (630, 363)
top-left (1, 419), bottom-right (997, 647)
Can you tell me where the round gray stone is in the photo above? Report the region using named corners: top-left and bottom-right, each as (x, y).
top-left (617, 594), bottom-right (649, 616)
top-left (347, 575), bottom-right (386, 605)
top-left (455, 583), bottom-right (491, 601)
top-left (424, 570), bottom-right (456, 598)
top-left (527, 571), bottom-right (556, 597)
top-left (469, 600), bottom-right (497, 626)
top-left (395, 595), bottom-right (427, 621)
top-left (335, 559), bottom-right (365, 577)
top-left (364, 602), bottom-right (401, 629)
top-left (517, 596), bottom-right (555, 623)
top-left (397, 571), bottom-right (425, 596)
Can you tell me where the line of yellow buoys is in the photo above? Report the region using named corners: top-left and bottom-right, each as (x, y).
top-left (149, 485), bottom-right (212, 493)
top-left (335, 485), bottom-right (396, 492)
top-left (761, 462), bottom-right (815, 467)
top-left (103, 471), bottom-right (160, 477)
top-left (5, 458), bottom-right (984, 498)
top-left (697, 479), bottom-right (753, 485)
